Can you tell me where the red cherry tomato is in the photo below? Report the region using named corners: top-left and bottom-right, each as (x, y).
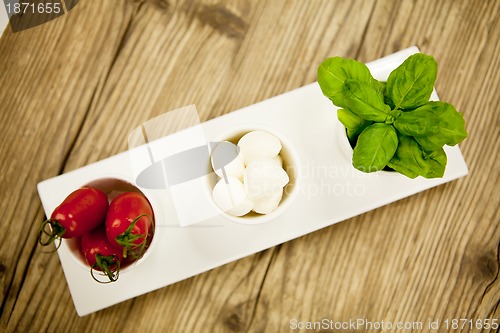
top-left (81, 226), bottom-right (123, 283)
top-left (105, 192), bottom-right (154, 259)
top-left (39, 187), bottom-right (108, 248)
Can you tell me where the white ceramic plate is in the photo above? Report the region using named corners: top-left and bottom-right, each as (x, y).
top-left (37, 46), bottom-right (468, 316)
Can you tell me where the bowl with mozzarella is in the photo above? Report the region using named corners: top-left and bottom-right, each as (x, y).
top-left (207, 125), bottom-right (300, 224)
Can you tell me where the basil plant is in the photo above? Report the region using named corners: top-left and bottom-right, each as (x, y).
top-left (317, 53), bottom-right (467, 178)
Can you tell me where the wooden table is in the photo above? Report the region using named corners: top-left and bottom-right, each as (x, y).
top-left (1, 0), bottom-right (498, 332)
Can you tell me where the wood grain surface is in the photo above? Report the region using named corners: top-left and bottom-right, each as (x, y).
top-left (0, 0), bottom-right (498, 332)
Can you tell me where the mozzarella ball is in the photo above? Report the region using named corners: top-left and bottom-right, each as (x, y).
top-left (211, 141), bottom-right (245, 180)
top-left (238, 131), bottom-right (282, 165)
top-left (273, 155), bottom-right (283, 167)
top-left (252, 187), bottom-right (283, 214)
top-left (244, 159), bottom-right (289, 201)
top-left (212, 177), bottom-right (253, 217)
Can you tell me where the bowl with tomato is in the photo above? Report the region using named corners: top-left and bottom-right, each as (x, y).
top-left (39, 176), bottom-right (157, 283)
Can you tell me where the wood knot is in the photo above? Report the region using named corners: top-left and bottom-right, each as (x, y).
top-left (151, 0), bottom-right (169, 11)
top-left (221, 300), bottom-right (253, 332)
top-left (477, 253), bottom-right (498, 280)
top-left (461, 251), bottom-right (498, 281)
top-left (197, 5), bottom-right (248, 39)
top-left (224, 312), bottom-right (246, 332)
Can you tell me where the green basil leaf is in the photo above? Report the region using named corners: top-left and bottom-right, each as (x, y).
top-left (317, 57), bottom-right (378, 108)
top-left (337, 108), bottom-right (364, 129)
top-left (394, 101), bottom-right (468, 147)
top-left (414, 136), bottom-right (445, 152)
top-left (379, 82), bottom-right (394, 109)
top-left (423, 149), bottom-right (448, 178)
top-left (386, 53), bottom-right (437, 110)
top-left (343, 79), bottom-right (392, 122)
top-left (373, 79), bottom-right (386, 96)
top-left (337, 108), bottom-right (372, 141)
top-left (388, 161), bottom-right (419, 179)
top-left (352, 123), bottom-right (398, 173)
top-left (388, 134), bottom-right (447, 178)
top-left (376, 80), bottom-right (386, 94)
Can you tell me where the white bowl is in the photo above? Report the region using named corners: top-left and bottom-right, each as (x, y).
top-left (62, 175), bottom-right (160, 280)
top-left (206, 125), bottom-right (300, 224)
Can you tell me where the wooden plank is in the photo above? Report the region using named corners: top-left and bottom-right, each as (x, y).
top-left (0, 0), bottom-right (141, 329)
top-left (248, 0), bottom-right (500, 331)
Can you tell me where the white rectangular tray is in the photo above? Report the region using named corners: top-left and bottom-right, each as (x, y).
top-left (37, 46), bottom-right (468, 316)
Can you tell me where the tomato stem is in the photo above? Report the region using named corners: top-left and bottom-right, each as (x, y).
top-left (90, 254), bottom-right (120, 283)
top-left (115, 214), bottom-right (152, 259)
top-left (38, 219), bottom-right (65, 249)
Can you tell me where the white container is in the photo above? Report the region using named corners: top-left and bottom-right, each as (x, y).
top-left (56, 175), bottom-right (161, 280)
top-left (206, 125), bottom-right (301, 224)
